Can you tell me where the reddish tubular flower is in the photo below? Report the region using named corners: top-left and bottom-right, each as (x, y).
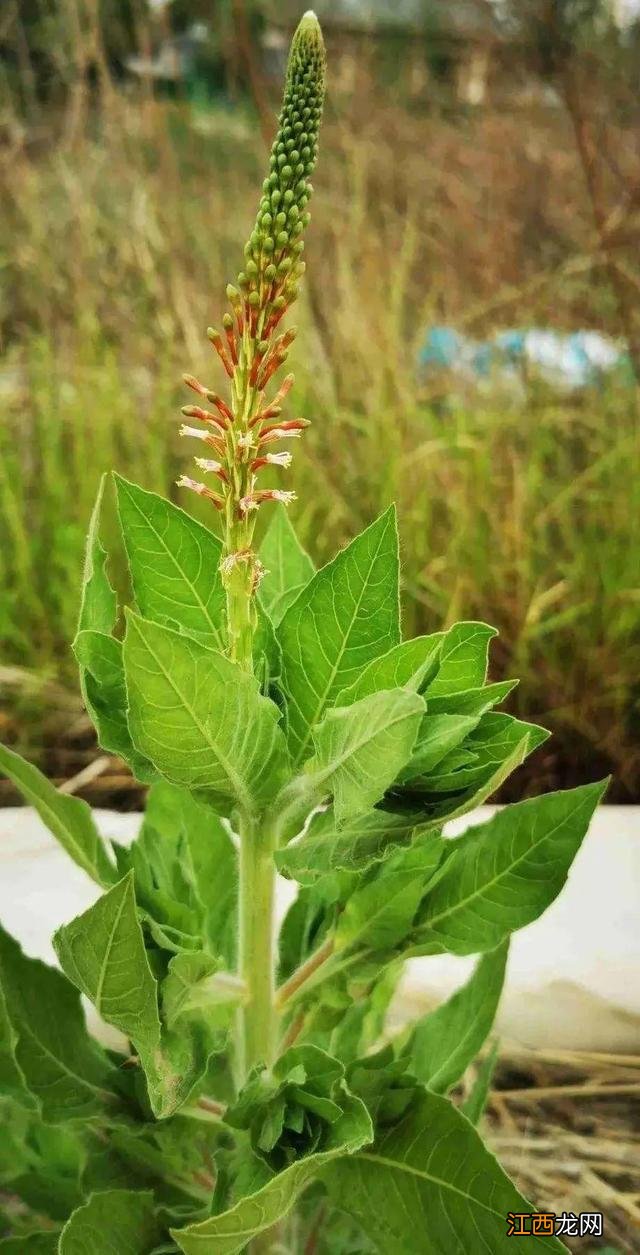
top-left (207, 327), bottom-right (234, 379)
top-left (176, 475), bottom-right (225, 509)
top-left (239, 488), bottom-right (296, 514)
top-left (258, 418), bottom-right (310, 446)
top-left (183, 373), bottom-right (208, 397)
top-left (204, 392), bottom-right (234, 424)
top-left (194, 456), bottom-right (229, 483)
top-left (180, 424), bottom-right (226, 456)
top-left (222, 315), bottom-right (239, 366)
top-left (250, 451), bottom-right (292, 471)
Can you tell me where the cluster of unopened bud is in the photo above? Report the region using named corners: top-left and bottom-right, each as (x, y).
top-left (235, 12), bottom-right (325, 335)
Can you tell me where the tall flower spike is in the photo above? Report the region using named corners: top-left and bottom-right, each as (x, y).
top-left (177, 12), bottom-right (325, 670)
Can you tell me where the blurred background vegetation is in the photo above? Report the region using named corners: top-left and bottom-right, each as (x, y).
top-left (0, 0), bottom-right (638, 804)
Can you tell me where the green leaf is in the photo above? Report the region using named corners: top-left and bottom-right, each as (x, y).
top-left (58, 1189), bottom-right (162, 1255)
top-left (425, 621), bottom-right (497, 697)
top-left (276, 809), bottom-right (421, 882)
top-left (412, 781), bottom-right (607, 955)
top-left (225, 1045), bottom-right (362, 1173)
top-left (0, 982), bottom-right (35, 1108)
top-left (53, 872), bottom-right (161, 1055)
top-left (259, 503), bottom-right (315, 625)
top-left (73, 477), bottom-right (156, 782)
top-left (417, 713), bottom-right (547, 794)
top-left (134, 783), bottom-right (237, 964)
top-left (322, 1089), bottom-right (565, 1253)
top-left (0, 1234), bottom-right (59, 1253)
top-left (74, 631), bottom-right (156, 783)
top-left (387, 717), bottom-right (548, 826)
top-left (0, 744), bottom-right (115, 888)
top-left (301, 688), bottom-right (425, 824)
top-left (53, 873), bottom-right (212, 1117)
top-left (398, 713), bottom-right (480, 782)
top-left (426, 679), bottom-right (517, 716)
top-left (114, 475), bottom-right (226, 648)
top-left (77, 473), bottom-right (116, 634)
top-left (162, 953), bottom-right (242, 1029)
top-left (335, 635), bottom-right (443, 705)
top-left (461, 1039), bottom-right (500, 1126)
top-left (335, 838), bottom-right (446, 953)
top-left (278, 507), bottom-right (400, 765)
top-left (0, 927), bottom-right (119, 1122)
top-left (171, 1095), bottom-right (372, 1254)
top-left (408, 941), bottom-right (509, 1093)
top-left (123, 612), bottom-right (289, 815)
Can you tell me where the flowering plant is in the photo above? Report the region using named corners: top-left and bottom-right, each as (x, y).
top-left (0, 14), bottom-right (605, 1254)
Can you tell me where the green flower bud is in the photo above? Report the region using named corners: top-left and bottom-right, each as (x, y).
top-left (222, 312), bottom-right (234, 329)
top-left (239, 11), bottom-right (325, 315)
top-left (248, 291), bottom-right (260, 307)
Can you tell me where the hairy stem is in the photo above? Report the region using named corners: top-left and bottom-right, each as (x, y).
top-left (238, 817), bottom-right (277, 1080)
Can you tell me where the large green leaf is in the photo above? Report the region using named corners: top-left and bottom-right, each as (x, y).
top-left (259, 503), bottom-right (315, 625)
top-left (276, 809), bottom-right (420, 882)
top-left (171, 1095), bottom-right (372, 1254)
top-left (424, 621), bottom-right (497, 697)
top-left (322, 1089), bottom-right (565, 1253)
top-left (53, 873), bottom-right (161, 1056)
top-left (53, 873), bottom-right (212, 1118)
top-left (123, 612), bottom-right (289, 815)
top-left (411, 781), bottom-right (607, 955)
top-left (335, 839), bottom-right (446, 953)
top-left (0, 927), bottom-right (118, 1122)
top-left (335, 635), bottom-right (443, 705)
top-left (0, 744), bottom-right (115, 888)
top-left (278, 508), bottom-right (400, 765)
top-left (114, 474), bottom-right (226, 647)
top-left (58, 1189), bottom-right (162, 1255)
top-left (408, 941), bottom-right (509, 1093)
top-left (301, 688), bottom-right (425, 823)
top-left (74, 631), bottom-right (156, 783)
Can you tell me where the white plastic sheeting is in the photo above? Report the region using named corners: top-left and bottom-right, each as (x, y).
top-left (0, 804), bottom-right (638, 1052)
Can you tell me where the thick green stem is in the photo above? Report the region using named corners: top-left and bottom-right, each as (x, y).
top-left (237, 818), bottom-right (277, 1078)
